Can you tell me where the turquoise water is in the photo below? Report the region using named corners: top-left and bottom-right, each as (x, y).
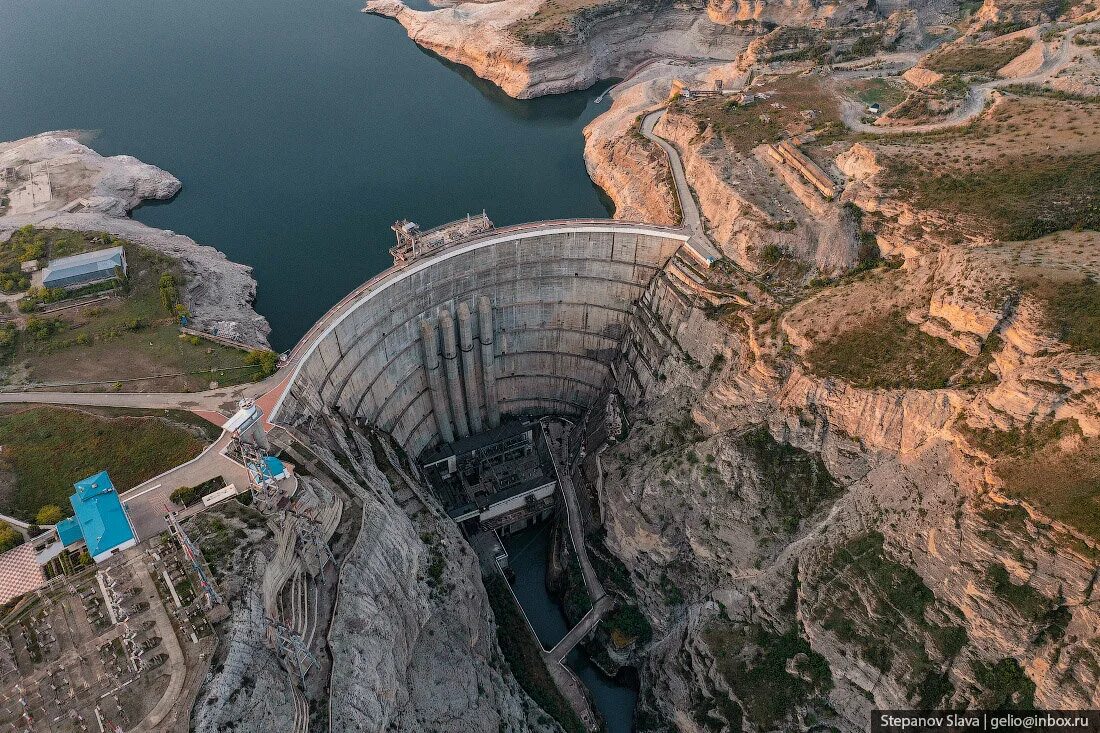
top-left (0, 0), bottom-right (612, 350)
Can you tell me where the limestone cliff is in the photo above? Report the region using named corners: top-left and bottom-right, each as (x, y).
top-left (575, 63), bottom-right (1100, 731)
top-left (325, 436), bottom-right (555, 731)
top-left (584, 67), bottom-right (859, 276)
top-left (587, 295), bottom-right (1099, 730)
top-left (363, 0), bottom-right (746, 98)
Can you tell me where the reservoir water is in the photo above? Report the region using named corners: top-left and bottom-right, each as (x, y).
top-left (2, 0), bottom-right (636, 725)
top-left (0, 0), bottom-right (612, 350)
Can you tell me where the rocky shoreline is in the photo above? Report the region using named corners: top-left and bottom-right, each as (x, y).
top-left (0, 131), bottom-right (271, 348)
top-left (364, 0), bottom-right (746, 98)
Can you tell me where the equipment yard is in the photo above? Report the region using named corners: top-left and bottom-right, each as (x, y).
top-left (0, 536), bottom-right (218, 733)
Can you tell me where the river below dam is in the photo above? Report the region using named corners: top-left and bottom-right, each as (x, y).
top-left (0, 0), bottom-right (612, 351)
top-left (504, 523), bottom-right (638, 732)
top-left (1, 0), bottom-right (635, 725)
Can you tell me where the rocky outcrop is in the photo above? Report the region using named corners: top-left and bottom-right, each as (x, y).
top-left (364, 0), bottom-right (746, 98)
top-left (582, 65), bottom-right (684, 224)
top-left (192, 555), bottom-right (299, 733)
top-left (0, 131), bottom-right (270, 347)
top-left (591, 299), bottom-right (1100, 729)
top-left (583, 63), bottom-right (859, 275)
top-left (321, 430), bottom-right (560, 732)
top-left (0, 132), bottom-right (181, 217)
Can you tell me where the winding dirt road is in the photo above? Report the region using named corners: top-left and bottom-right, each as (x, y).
top-left (842, 21), bottom-right (1097, 135)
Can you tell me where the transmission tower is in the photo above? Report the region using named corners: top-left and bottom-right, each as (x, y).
top-left (268, 617), bottom-right (317, 687)
top-left (164, 506), bottom-right (223, 607)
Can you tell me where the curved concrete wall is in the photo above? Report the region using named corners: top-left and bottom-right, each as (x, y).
top-left (274, 223), bottom-right (686, 458)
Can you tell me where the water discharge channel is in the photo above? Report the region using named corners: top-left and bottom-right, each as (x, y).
top-left (1, 0), bottom-right (641, 726)
top-left (504, 524), bottom-right (638, 733)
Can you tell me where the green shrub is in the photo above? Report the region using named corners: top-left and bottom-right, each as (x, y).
top-left (761, 244), bottom-right (784, 265)
top-left (24, 316), bottom-right (61, 341)
top-left (35, 505), bottom-right (63, 525)
top-left (604, 603), bottom-right (653, 645)
top-left (805, 311), bottom-right (968, 389)
top-left (925, 39), bottom-right (1031, 74)
top-left (0, 521), bottom-right (20, 553)
top-left (159, 273), bottom-right (179, 312)
top-left (985, 563), bottom-right (1050, 620)
top-left (972, 658), bottom-right (1035, 709)
top-left (245, 349), bottom-right (278, 376)
top-left (0, 324), bottom-right (16, 349)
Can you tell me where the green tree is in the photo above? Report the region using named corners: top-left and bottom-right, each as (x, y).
top-left (0, 521), bottom-right (20, 553)
top-left (245, 349), bottom-right (279, 376)
top-left (159, 273), bottom-right (179, 313)
top-left (114, 265), bottom-right (130, 294)
top-left (35, 505), bottom-right (63, 525)
top-left (25, 316), bottom-right (60, 341)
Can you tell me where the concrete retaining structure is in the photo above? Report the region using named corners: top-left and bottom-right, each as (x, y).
top-left (273, 222), bottom-right (688, 458)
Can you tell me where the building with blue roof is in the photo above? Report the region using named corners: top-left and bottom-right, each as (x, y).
top-left (55, 517), bottom-right (83, 547)
top-left (66, 471), bottom-right (137, 562)
top-left (248, 455), bottom-right (288, 486)
top-left (41, 246), bottom-right (127, 290)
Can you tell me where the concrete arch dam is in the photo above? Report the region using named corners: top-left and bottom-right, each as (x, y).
top-left (271, 221), bottom-right (700, 458)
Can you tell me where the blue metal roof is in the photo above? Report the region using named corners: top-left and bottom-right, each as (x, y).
top-left (69, 471), bottom-right (135, 558)
top-left (248, 455), bottom-right (286, 484)
top-left (42, 246), bottom-right (125, 288)
top-left (56, 516), bottom-right (83, 547)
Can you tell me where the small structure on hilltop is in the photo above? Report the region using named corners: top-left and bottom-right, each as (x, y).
top-left (41, 246), bottom-right (126, 290)
top-left (56, 471), bottom-right (137, 563)
top-left (389, 212), bottom-right (493, 264)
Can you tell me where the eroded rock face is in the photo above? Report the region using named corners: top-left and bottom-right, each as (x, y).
top-left (192, 555), bottom-right (299, 733)
top-left (582, 66), bottom-right (682, 224)
top-left (593, 311), bottom-right (1099, 729)
top-left (326, 460), bottom-right (550, 731)
top-left (0, 131), bottom-right (270, 347)
top-left (364, 0), bottom-right (746, 98)
top-left (0, 132), bottom-right (181, 217)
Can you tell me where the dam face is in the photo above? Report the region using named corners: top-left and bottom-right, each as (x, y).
top-left (274, 223), bottom-right (689, 458)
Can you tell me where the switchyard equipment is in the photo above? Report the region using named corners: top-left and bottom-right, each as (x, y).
top-left (163, 507), bottom-right (222, 608)
top-left (267, 617), bottom-right (317, 686)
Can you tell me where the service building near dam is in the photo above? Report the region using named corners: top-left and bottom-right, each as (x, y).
top-left (271, 217), bottom-right (720, 558)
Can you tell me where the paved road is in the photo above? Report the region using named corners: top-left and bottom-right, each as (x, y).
top-left (120, 431), bottom-right (251, 542)
top-left (0, 378), bottom-right (276, 413)
top-left (642, 109), bottom-right (705, 238)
